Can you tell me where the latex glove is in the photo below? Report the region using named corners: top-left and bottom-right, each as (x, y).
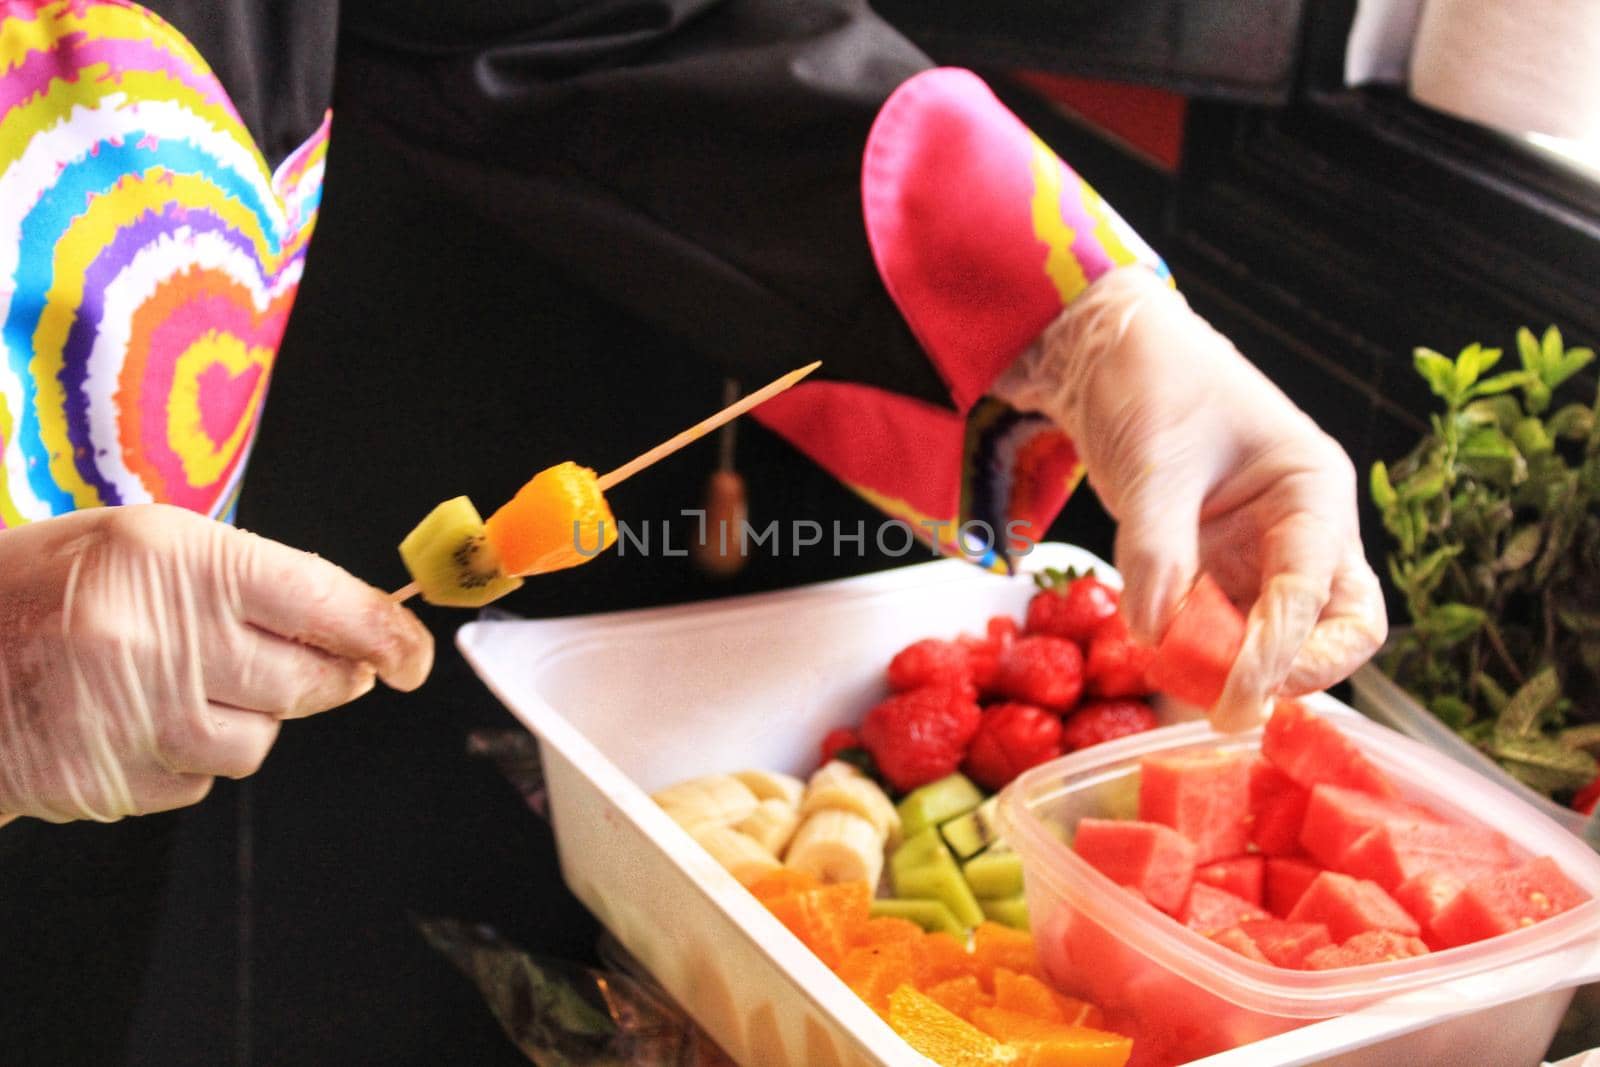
top-left (995, 266), bottom-right (1386, 731)
top-left (0, 504), bottom-right (433, 822)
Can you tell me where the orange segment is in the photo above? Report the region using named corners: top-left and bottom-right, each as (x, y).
top-left (923, 975), bottom-right (993, 1023)
top-left (838, 942), bottom-right (920, 1014)
top-left (855, 916), bottom-right (925, 949)
top-left (992, 969), bottom-right (1064, 1023)
top-left (484, 461), bottom-right (617, 576)
top-left (968, 1009), bottom-right (1132, 1067)
top-left (766, 881), bottom-right (872, 969)
top-left (918, 930), bottom-right (979, 987)
top-left (748, 869), bottom-right (818, 905)
top-left (887, 985), bottom-right (1019, 1067)
top-left (972, 923), bottom-right (1042, 988)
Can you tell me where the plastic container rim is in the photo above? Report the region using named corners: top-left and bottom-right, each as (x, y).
top-left (995, 695), bottom-right (1600, 1019)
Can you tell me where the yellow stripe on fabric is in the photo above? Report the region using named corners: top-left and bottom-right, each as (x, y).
top-left (1027, 134), bottom-right (1088, 306)
top-left (0, 392), bottom-right (21, 527)
top-left (167, 331), bottom-right (269, 487)
top-left (1079, 179), bottom-right (1141, 270)
top-left (31, 167), bottom-right (279, 505)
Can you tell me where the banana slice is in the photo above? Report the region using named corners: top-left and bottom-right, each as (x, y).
top-left (690, 825), bottom-right (782, 885)
top-left (784, 810), bottom-right (884, 887)
top-left (736, 798), bottom-right (802, 855)
top-left (653, 775), bottom-right (759, 831)
top-left (802, 763), bottom-right (901, 847)
top-left (731, 770), bottom-right (805, 808)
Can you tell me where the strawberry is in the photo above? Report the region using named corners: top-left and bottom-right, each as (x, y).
top-left (860, 686), bottom-right (983, 793)
top-left (1574, 773), bottom-right (1600, 816)
top-left (993, 635), bottom-right (1084, 711)
top-left (887, 638), bottom-right (976, 698)
top-left (819, 726), bottom-right (862, 765)
top-left (1026, 570), bottom-right (1120, 644)
top-left (963, 702), bottom-right (1064, 790)
top-left (1061, 698), bottom-right (1158, 751)
top-left (955, 615), bottom-right (1019, 695)
top-left (1085, 616), bottom-right (1155, 699)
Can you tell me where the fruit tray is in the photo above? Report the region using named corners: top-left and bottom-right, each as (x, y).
top-left (457, 545), bottom-right (1600, 1066)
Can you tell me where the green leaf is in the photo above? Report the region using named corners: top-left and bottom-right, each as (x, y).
top-left (1517, 327), bottom-right (1541, 372)
top-left (1429, 695), bottom-right (1475, 730)
top-left (1490, 731), bottom-right (1598, 795)
top-left (1463, 395), bottom-right (1523, 431)
top-left (1496, 665), bottom-right (1561, 738)
top-left (1512, 416), bottom-right (1554, 457)
top-left (1547, 403), bottom-right (1595, 441)
top-left (1399, 464), bottom-right (1447, 503)
top-left (1526, 378), bottom-right (1553, 416)
top-left (1465, 371), bottom-right (1530, 399)
top-left (1414, 347), bottom-right (1458, 403)
top-left (1558, 723), bottom-right (1600, 752)
top-left (1370, 461), bottom-right (1397, 511)
top-left (1475, 673), bottom-right (1510, 714)
top-left (1417, 602), bottom-right (1486, 647)
top-left (1455, 343), bottom-right (1484, 390)
top-left (1497, 525), bottom-right (1542, 571)
top-left (1550, 347), bottom-right (1595, 390)
top-left (1406, 544), bottom-right (1463, 596)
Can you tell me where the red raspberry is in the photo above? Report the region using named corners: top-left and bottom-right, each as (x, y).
top-left (860, 686), bottom-right (982, 793)
top-left (1061, 699), bottom-right (1158, 751)
top-left (963, 702), bottom-right (1064, 791)
top-left (1026, 573), bottom-right (1120, 644)
top-left (1086, 618), bottom-right (1155, 699)
top-left (993, 635), bottom-right (1084, 711)
top-left (819, 726), bottom-right (862, 765)
top-left (887, 638), bottom-right (976, 698)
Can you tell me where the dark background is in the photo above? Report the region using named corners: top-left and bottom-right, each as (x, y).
top-left (5, 1), bottom-right (1597, 1063)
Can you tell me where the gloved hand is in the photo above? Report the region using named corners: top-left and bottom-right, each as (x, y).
top-left (996, 266), bottom-right (1387, 731)
top-left (0, 504), bottom-right (433, 822)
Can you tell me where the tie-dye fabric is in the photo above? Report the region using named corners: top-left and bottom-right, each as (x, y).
top-left (0, 0), bottom-right (327, 528)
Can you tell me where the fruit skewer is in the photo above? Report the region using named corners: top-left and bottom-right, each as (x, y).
top-left (391, 361), bottom-right (820, 607)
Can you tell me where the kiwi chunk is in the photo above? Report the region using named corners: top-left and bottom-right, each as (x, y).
top-left (941, 796), bottom-right (1003, 861)
top-left (399, 496), bottom-right (524, 607)
top-left (979, 895), bottom-right (1030, 931)
top-left (870, 897), bottom-right (964, 935)
top-left (895, 774), bottom-right (984, 839)
top-left (962, 850), bottom-right (1024, 899)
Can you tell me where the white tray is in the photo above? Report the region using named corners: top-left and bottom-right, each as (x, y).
top-left (458, 545), bottom-right (1600, 1066)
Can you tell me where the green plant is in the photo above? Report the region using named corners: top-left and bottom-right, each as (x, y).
top-left (1371, 327), bottom-right (1600, 801)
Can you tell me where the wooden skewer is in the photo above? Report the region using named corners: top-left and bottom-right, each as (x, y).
top-left (389, 361), bottom-right (820, 604)
top-left (595, 361), bottom-right (819, 490)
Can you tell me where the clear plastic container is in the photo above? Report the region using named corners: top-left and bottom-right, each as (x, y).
top-left (1348, 661), bottom-right (1600, 849)
top-left (997, 698), bottom-right (1600, 1067)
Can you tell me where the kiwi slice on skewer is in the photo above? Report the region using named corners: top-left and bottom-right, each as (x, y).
top-left (398, 496), bottom-right (524, 607)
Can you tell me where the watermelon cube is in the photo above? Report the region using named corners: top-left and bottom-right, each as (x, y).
top-left (1182, 882), bottom-right (1269, 936)
top-left (1431, 856), bottom-right (1591, 949)
top-left (1394, 870), bottom-right (1472, 946)
top-left (1209, 926), bottom-right (1270, 964)
top-left (1145, 573), bottom-right (1245, 709)
top-left (1138, 750), bottom-right (1252, 863)
top-left (1262, 700), bottom-right (1398, 798)
top-left (1265, 857), bottom-right (1324, 918)
top-left (1073, 818), bottom-right (1197, 915)
top-left (1235, 919), bottom-right (1333, 968)
top-left (1249, 760), bottom-right (1311, 857)
top-left (1298, 784), bottom-right (1438, 870)
top-left (1196, 855), bottom-right (1265, 906)
top-left (1287, 871), bottom-right (1421, 942)
top-left (1302, 930), bottom-right (1430, 970)
top-left (1338, 820), bottom-right (1514, 893)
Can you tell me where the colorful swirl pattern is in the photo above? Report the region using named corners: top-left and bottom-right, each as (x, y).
top-left (0, 0), bottom-right (327, 528)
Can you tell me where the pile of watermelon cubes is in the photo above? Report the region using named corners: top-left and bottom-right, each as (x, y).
top-left (1054, 699), bottom-right (1592, 1064)
top-left (833, 570), bottom-right (1220, 798)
